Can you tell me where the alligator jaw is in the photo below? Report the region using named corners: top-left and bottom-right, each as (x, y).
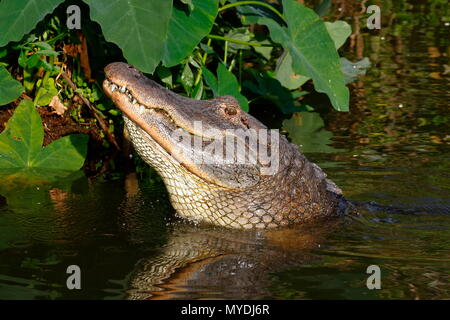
top-left (103, 77), bottom-right (182, 159)
top-left (102, 62), bottom-right (265, 189)
top-left (102, 76), bottom-right (224, 188)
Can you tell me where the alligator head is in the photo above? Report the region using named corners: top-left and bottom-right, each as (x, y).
top-left (103, 62), bottom-right (348, 229)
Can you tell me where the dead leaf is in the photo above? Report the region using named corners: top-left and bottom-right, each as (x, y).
top-left (78, 32), bottom-right (92, 82)
top-left (62, 32), bottom-right (93, 82)
top-left (49, 95), bottom-right (67, 116)
top-left (63, 43), bottom-right (79, 57)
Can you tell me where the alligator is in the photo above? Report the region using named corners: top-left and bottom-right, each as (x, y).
top-left (103, 62), bottom-right (352, 229)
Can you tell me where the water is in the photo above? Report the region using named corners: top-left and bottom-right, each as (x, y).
top-left (0, 2), bottom-right (449, 299)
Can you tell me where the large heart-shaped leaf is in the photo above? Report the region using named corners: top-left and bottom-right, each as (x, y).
top-left (275, 20), bottom-right (351, 91)
top-left (0, 100), bottom-right (88, 170)
top-left (0, 66), bottom-right (24, 105)
top-left (163, 0), bottom-right (218, 67)
top-left (262, 0), bottom-right (349, 111)
top-left (0, 0), bottom-right (64, 47)
top-left (275, 52), bottom-right (309, 90)
top-left (202, 63), bottom-right (249, 112)
top-left (85, 0), bottom-right (172, 74)
top-left (325, 21), bottom-right (352, 50)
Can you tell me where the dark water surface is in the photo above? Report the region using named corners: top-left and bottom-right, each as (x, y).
top-left (0, 3), bottom-right (449, 299)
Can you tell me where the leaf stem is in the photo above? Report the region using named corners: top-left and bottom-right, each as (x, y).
top-left (202, 38), bottom-right (212, 64)
top-left (46, 32), bottom-right (68, 45)
top-left (194, 38), bottom-right (212, 86)
top-left (224, 40), bottom-right (228, 65)
top-left (238, 50), bottom-right (243, 84)
top-left (218, 0), bottom-right (286, 23)
top-left (34, 56), bottom-right (54, 105)
top-left (206, 34), bottom-right (273, 47)
top-left (228, 58), bottom-right (235, 72)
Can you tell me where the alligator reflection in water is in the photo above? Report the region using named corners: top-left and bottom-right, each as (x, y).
top-left (119, 175), bottom-right (344, 299)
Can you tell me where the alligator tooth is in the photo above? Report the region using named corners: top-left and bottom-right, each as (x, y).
top-left (132, 98), bottom-right (137, 104)
top-left (138, 105), bottom-right (145, 114)
top-left (120, 86), bottom-right (126, 93)
top-left (110, 84), bottom-right (117, 91)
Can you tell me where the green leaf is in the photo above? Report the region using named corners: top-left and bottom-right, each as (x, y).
top-left (85, 0), bottom-right (173, 74)
top-left (216, 64), bottom-right (249, 112)
top-left (261, 0), bottom-right (349, 111)
top-left (0, 48), bottom-right (7, 59)
top-left (156, 65), bottom-right (173, 87)
top-left (191, 80), bottom-right (204, 100)
top-left (36, 49), bottom-right (59, 57)
top-left (0, 0), bottom-right (64, 47)
top-left (25, 53), bottom-right (41, 69)
top-left (202, 63), bottom-right (249, 112)
top-left (244, 72), bottom-right (299, 114)
top-left (0, 100), bottom-right (87, 170)
top-left (180, 63), bottom-right (194, 94)
top-left (188, 56), bottom-right (201, 69)
top-left (32, 134), bottom-right (88, 170)
top-left (200, 43), bottom-right (214, 54)
top-left (35, 78), bottom-right (58, 106)
top-left (163, 0), bottom-right (218, 67)
top-left (225, 27), bottom-right (254, 52)
top-left (0, 100), bottom-right (45, 167)
top-left (254, 40), bottom-right (273, 60)
top-left (275, 52), bottom-right (309, 90)
top-left (34, 41), bottom-right (53, 50)
top-left (276, 22), bottom-right (351, 90)
top-left (18, 50), bottom-right (28, 68)
top-left (325, 21), bottom-right (352, 50)
top-left (23, 68), bottom-right (35, 92)
top-left (201, 66), bottom-right (218, 93)
top-left (0, 66), bottom-right (24, 105)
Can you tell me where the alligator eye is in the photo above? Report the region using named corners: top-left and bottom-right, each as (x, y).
top-left (224, 106), bottom-right (237, 116)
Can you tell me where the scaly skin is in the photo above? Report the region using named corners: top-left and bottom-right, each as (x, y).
top-left (103, 62), bottom-right (350, 229)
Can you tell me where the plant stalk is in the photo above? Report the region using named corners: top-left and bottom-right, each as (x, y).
top-left (207, 34), bottom-right (273, 47)
top-left (218, 0), bottom-right (286, 23)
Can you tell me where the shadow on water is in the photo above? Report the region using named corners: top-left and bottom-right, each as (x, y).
top-left (0, 0), bottom-right (450, 299)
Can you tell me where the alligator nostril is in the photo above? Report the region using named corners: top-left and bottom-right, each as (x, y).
top-left (224, 106), bottom-right (237, 116)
